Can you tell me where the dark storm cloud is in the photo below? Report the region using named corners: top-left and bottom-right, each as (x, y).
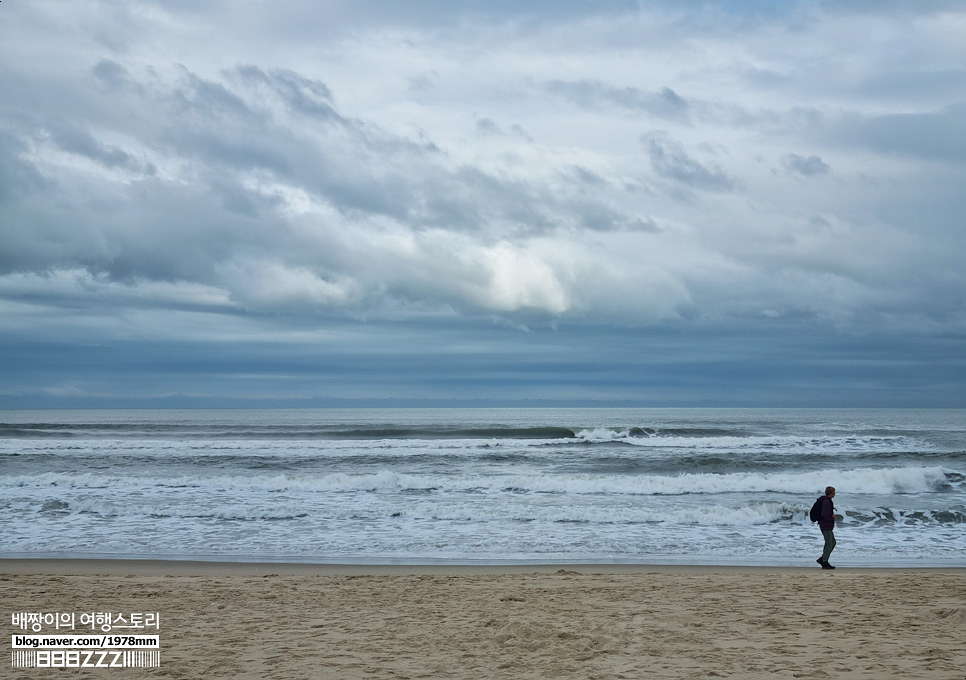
top-left (176, 68), bottom-right (256, 122)
top-left (476, 118), bottom-right (502, 136)
top-left (46, 120), bottom-right (156, 175)
top-left (91, 59), bottom-right (136, 91)
top-left (231, 65), bottom-right (343, 122)
top-left (0, 0), bottom-right (964, 406)
top-left (643, 133), bottom-right (734, 192)
top-left (546, 80), bottom-right (691, 121)
top-left (781, 153), bottom-right (830, 177)
top-left (0, 129), bottom-right (46, 206)
top-left (832, 105), bottom-right (966, 163)
top-left (851, 67), bottom-right (966, 102)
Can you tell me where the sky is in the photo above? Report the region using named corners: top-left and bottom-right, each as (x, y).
top-left (1, 0), bottom-right (965, 408)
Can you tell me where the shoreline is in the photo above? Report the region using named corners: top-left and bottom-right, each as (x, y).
top-left (3, 556), bottom-right (966, 576)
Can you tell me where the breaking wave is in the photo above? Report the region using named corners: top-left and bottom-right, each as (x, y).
top-left (6, 465), bottom-right (958, 496)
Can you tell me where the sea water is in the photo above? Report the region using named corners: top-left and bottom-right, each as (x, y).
top-left (1, 408), bottom-right (963, 566)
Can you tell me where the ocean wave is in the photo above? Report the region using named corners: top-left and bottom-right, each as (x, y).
top-left (24, 494), bottom-right (966, 528)
top-left (0, 420), bottom-right (927, 452)
top-left (9, 495), bottom-right (811, 526)
top-left (396, 500), bottom-right (800, 526)
top-left (572, 429), bottom-right (932, 454)
top-left (5, 466), bottom-right (959, 496)
top-left (0, 422), bottom-right (580, 440)
top-left (846, 507), bottom-right (966, 526)
top-left (33, 496), bottom-right (314, 522)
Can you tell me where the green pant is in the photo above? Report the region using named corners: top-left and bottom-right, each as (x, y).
top-left (821, 529), bottom-right (836, 562)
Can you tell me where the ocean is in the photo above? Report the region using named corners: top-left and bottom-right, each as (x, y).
top-left (1, 408), bottom-right (963, 566)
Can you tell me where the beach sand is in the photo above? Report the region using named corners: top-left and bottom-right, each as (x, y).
top-left (3, 560), bottom-right (965, 679)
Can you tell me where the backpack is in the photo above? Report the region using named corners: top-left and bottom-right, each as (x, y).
top-left (809, 496), bottom-right (824, 522)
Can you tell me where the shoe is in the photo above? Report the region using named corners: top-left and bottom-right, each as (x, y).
top-left (821, 561), bottom-right (835, 569)
top-left (816, 558), bottom-right (825, 566)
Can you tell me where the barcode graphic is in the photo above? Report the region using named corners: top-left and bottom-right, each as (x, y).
top-left (12, 650), bottom-right (35, 667)
top-left (128, 651), bottom-right (161, 667)
top-left (12, 650), bottom-right (160, 668)
top-left (125, 651), bottom-right (161, 667)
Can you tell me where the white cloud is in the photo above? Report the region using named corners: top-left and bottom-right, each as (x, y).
top-left (219, 260), bottom-right (358, 310)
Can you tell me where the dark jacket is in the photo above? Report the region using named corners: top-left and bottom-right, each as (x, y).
top-left (818, 495), bottom-right (835, 532)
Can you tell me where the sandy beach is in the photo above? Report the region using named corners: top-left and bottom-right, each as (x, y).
top-left (3, 560), bottom-right (965, 679)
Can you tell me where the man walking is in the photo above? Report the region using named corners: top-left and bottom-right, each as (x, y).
top-left (816, 486), bottom-right (837, 569)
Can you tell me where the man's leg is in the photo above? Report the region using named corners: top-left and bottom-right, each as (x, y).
top-left (821, 529), bottom-right (836, 563)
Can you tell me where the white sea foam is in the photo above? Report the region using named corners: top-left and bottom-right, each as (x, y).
top-left (2, 408), bottom-right (964, 565)
top-left (0, 429), bottom-right (933, 458)
top-left (25, 496), bottom-right (792, 526)
top-left (2, 465), bottom-right (956, 496)
top-left (573, 429), bottom-right (930, 454)
top-left (387, 499), bottom-right (801, 526)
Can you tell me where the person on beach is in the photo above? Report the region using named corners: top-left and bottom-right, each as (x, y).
top-left (816, 486), bottom-right (837, 569)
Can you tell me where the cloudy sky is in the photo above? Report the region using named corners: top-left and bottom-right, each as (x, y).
top-left (1, 0), bottom-right (965, 408)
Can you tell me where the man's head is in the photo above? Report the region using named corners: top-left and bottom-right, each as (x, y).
top-left (825, 486), bottom-right (836, 497)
